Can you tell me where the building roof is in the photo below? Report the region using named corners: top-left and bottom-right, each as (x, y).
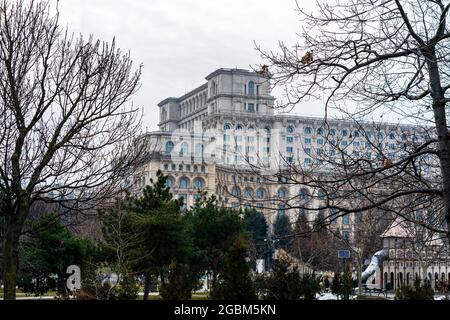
top-left (205, 67), bottom-right (269, 80)
top-left (381, 218), bottom-right (411, 238)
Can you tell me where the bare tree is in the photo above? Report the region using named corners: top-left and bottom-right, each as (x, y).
top-left (254, 0), bottom-right (450, 245)
top-left (0, 0), bottom-right (143, 299)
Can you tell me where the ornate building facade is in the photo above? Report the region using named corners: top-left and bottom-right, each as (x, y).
top-left (135, 68), bottom-right (432, 239)
top-left (364, 218), bottom-right (450, 291)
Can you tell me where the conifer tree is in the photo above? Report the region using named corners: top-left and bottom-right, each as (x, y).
top-left (209, 236), bottom-right (256, 300)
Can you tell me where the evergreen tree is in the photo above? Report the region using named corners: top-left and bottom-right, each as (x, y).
top-left (256, 256), bottom-right (303, 300)
top-left (17, 213), bottom-right (94, 296)
top-left (300, 273), bottom-right (321, 300)
top-left (127, 170), bottom-right (195, 300)
top-left (331, 272), bottom-right (342, 299)
top-left (272, 212), bottom-right (293, 250)
top-left (209, 236), bottom-right (256, 300)
top-left (395, 278), bottom-right (434, 300)
top-left (243, 209), bottom-right (269, 268)
top-left (331, 264), bottom-right (353, 300)
top-left (186, 194), bottom-right (243, 287)
top-left (256, 256), bottom-right (320, 300)
top-left (159, 260), bottom-right (196, 300)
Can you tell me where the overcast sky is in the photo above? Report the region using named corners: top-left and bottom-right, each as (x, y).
top-left (57, 0), bottom-right (323, 131)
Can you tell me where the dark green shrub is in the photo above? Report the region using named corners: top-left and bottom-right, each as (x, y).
top-left (395, 278), bottom-right (434, 300)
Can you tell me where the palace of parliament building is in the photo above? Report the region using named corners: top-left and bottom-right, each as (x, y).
top-left (134, 68), bottom-right (430, 240)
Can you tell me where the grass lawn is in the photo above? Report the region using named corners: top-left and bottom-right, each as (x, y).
top-left (138, 292), bottom-right (209, 300)
top-left (0, 290), bottom-right (56, 299)
top-left (356, 295), bottom-right (387, 300)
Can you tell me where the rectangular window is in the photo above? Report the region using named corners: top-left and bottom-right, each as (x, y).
top-left (164, 164), bottom-right (168, 170)
top-left (304, 148), bottom-right (311, 154)
top-left (287, 136), bottom-right (294, 143)
top-left (247, 136), bottom-right (255, 143)
top-left (171, 164), bottom-right (176, 171)
top-left (343, 214), bottom-right (350, 225)
top-left (304, 158), bottom-right (312, 164)
top-left (178, 164), bottom-right (183, 171)
top-left (341, 141), bottom-right (348, 147)
top-left (343, 231), bottom-right (350, 240)
top-left (317, 139), bottom-right (324, 145)
top-left (354, 212), bottom-right (360, 224)
top-left (353, 142), bottom-right (360, 148)
top-left (305, 138), bottom-right (311, 144)
top-left (186, 165), bottom-right (191, 171)
top-left (287, 157), bottom-right (293, 163)
top-left (247, 103), bottom-right (255, 113)
top-left (286, 147), bottom-right (294, 153)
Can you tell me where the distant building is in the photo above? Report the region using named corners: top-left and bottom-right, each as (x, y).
top-left (365, 218), bottom-right (450, 291)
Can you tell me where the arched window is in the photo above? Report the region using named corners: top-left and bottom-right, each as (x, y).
top-left (299, 188), bottom-right (309, 201)
top-left (180, 142), bottom-right (189, 156)
top-left (210, 81), bottom-right (217, 96)
top-left (287, 126), bottom-right (294, 133)
top-left (243, 188), bottom-right (253, 198)
top-left (248, 81), bottom-right (255, 96)
top-left (277, 188), bottom-right (287, 198)
top-left (317, 128), bottom-right (324, 135)
top-left (193, 178), bottom-right (204, 189)
top-left (179, 177), bottom-right (189, 189)
top-left (277, 203), bottom-right (286, 215)
top-left (342, 129), bottom-right (348, 136)
top-left (165, 177), bottom-right (175, 188)
top-left (231, 187), bottom-right (240, 197)
top-left (329, 129), bottom-right (336, 136)
top-left (165, 141), bottom-right (174, 153)
top-left (318, 190), bottom-right (325, 200)
top-left (224, 123), bottom-right (231, 130)
top-left (256, 188), bottom-right (265, 199)
top-left (195, 143), bottom-right (204, 156)
top-left (236, 124), bottom-right (243, 131)
top-left (304, 127), bottom-right (312, 134)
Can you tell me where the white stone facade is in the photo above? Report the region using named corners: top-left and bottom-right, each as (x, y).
top-left (135, 68), bottom-right (433, 240)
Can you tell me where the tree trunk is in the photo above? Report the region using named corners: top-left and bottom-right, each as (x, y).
top-left (2, 197), bottom-right (29, 300)
top-left (143, 273), bottom-right (151, 301)
top-left (427, 55), bottom-right (450, 249)
top-left (357, 258), bottom-right (363, 296)
top-left (2, 219), bottom-right (21, 300)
